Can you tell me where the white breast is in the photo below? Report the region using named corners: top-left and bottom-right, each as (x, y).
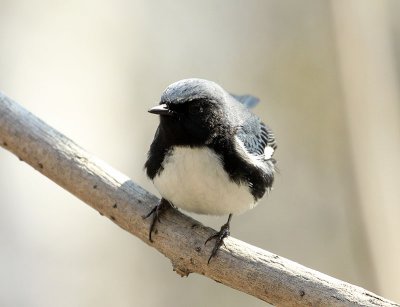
top-left (153, 146), bottom-right (257, 216)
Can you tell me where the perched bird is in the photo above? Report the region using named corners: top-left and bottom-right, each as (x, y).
top-left (144, 78), bottom-right (277, 263)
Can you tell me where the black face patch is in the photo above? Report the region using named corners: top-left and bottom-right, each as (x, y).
top-left (157, 98), bottom-right (224, 147)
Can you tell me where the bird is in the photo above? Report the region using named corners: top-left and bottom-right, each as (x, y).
top-left (144, 78), bottom-right (277, 263)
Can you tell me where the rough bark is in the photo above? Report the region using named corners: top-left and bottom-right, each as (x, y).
top-left (0, 92), bottom-right (398, 307)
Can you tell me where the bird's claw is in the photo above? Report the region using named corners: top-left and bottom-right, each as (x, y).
top-left (143, 198), bottom-right (171, 242)
top-left (205, 222), bottom-right (230, 264)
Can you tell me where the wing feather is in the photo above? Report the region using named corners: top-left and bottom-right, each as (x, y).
top-left (230, 94), bottom-right (260, 109)
top-left (236, 117), bottom-right (276, 159)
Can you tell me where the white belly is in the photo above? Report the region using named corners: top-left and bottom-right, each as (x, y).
top-left (153, 146), bottom-right (257, 215)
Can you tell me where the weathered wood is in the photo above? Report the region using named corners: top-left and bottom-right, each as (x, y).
top-left (0, 92), bottom-right (398, 307)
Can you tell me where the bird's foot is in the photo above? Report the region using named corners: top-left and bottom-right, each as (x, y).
top-left (143, 198), bottom-right (171, 242)
top-left (205, 214), bottom-right (232, 264)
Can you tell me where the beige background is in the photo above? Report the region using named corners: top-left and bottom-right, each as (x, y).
top-left (0, 1), bottom-right (399, 306)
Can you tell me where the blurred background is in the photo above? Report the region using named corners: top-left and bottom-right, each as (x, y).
top-left (1, 0), bottom-right (399, 306)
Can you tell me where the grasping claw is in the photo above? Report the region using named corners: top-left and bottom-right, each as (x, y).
top-left (143, 198), bottom-right (171, 242)
top-left (205, 214), bottom-right (232, 263)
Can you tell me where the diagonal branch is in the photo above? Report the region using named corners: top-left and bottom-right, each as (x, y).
top-left (0, 92), bottom-right (398, 307)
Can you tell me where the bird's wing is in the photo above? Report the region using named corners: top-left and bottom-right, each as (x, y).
top-left (230, 94), bottom-right (260, 109)
top-left (236, 117), bottom-right (277, 159)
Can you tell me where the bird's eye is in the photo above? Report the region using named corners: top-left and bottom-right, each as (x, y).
top-left (188, 102), bottom-right (203, 114)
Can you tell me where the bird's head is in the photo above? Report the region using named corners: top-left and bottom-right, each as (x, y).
top-left (149, 79), bottom-right (233, 146)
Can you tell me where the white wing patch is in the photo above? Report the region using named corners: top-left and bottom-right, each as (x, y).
top-left (264, 145), bottom-right (275, 160)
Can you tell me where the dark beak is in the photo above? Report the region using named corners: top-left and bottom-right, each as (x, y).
top-left (148, 104), bottom-right (176, 116)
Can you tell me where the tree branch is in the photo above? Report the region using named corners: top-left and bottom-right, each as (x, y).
top-left (0, 92), bottom-right (398, 307)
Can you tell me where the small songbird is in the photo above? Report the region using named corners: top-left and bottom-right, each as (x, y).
top-left (144, 78), bottom-right (277, 263)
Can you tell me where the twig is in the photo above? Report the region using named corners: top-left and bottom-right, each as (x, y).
top-left (0, 92), bottom-right (398, 307)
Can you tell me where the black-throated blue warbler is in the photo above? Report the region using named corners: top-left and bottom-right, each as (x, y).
top-left (144, 78), bottom-right (277, 263)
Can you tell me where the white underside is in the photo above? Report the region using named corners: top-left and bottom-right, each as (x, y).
top-left (153, 146), bottom-right (257, 215)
